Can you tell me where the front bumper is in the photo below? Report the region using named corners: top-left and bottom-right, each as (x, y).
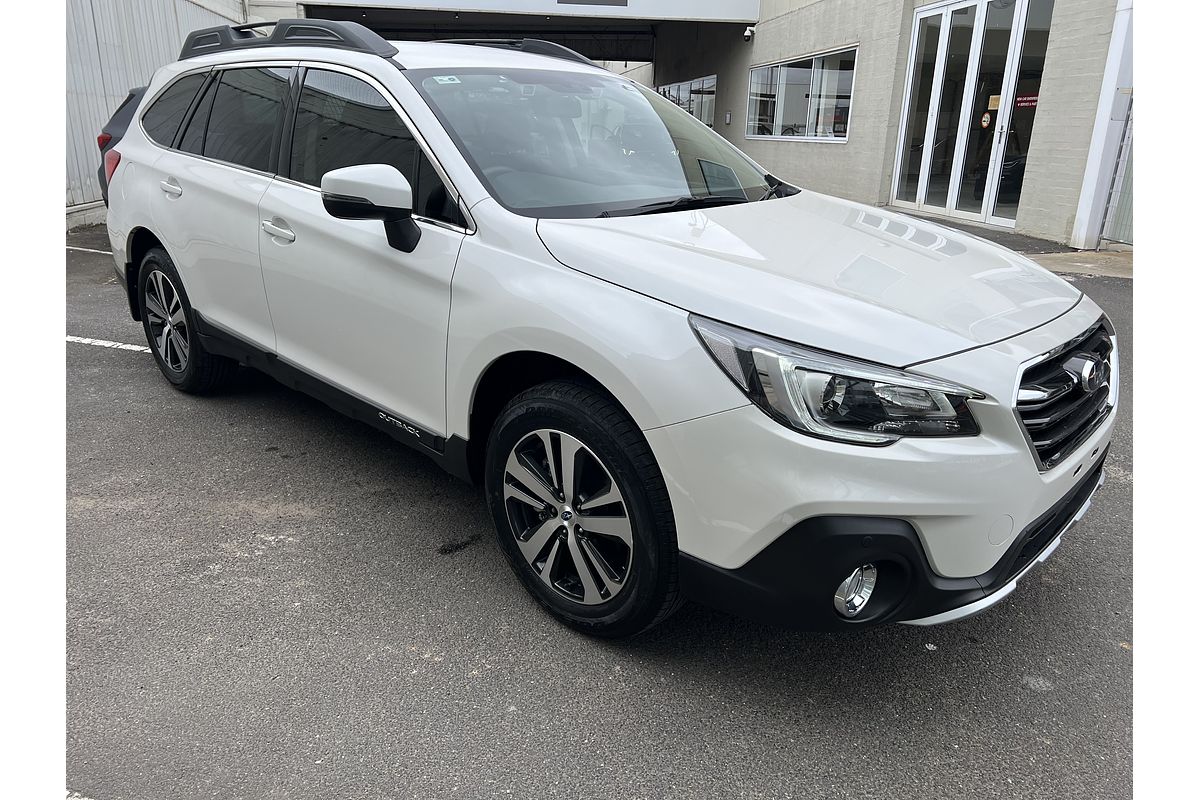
top-left (902, 461), bottom-right (1104, 625)
top-left (677, 454), bottom-right (1105, 630)
top-left (646, 299), bottom-right (1117, 629)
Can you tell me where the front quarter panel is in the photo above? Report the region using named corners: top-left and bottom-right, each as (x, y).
top-left (445, 200), bottom-right (748, 439)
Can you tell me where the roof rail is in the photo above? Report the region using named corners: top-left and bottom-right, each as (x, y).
top-left (437, 39), bottom-right (597, 68)
top-left (179, 19), bottom-right (399, 61)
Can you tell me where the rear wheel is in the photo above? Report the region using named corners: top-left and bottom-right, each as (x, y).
top-left (485, 379), bottom-right (682, 638)
top-left (138, 247), bottom-right (234, 394)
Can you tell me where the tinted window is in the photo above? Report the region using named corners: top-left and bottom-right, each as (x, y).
top-left (414, 151), bottom-right (463, 225)
top-left (178, 77), bottom-right (216, 155)
top-left (141, 73), bottom-right (206, 146)
top-left (203, 67), bottom-right (289, 172)
top-left (290, 69), bottom-right (460, 224)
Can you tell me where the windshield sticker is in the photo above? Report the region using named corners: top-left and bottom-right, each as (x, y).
top-left (432, 75), bottom-right (461, 84)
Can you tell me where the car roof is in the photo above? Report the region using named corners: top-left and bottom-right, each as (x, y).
top-left (390, 41), bottom-right (608, 74)
top-left (149, 38), bottom-right (614, 99)
top-left (171, 19), bottom-right (611, 78)
top-left (172, 39), bottom-right (609, 76)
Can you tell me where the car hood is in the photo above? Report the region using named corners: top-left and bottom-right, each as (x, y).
top-left (535, 191), bottom-right (1080, 367)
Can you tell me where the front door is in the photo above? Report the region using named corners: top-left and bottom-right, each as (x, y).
top-left (257, 65), bottom-right (466, 438)
top-left (893, 0), bottom-right (1054, 226)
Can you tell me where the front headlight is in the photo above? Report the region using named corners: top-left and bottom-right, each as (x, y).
top-left (690, 315), bottom-right (984, 445)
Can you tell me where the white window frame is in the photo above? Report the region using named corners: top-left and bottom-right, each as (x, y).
top-left (744, 45), bottom-right (859, 143)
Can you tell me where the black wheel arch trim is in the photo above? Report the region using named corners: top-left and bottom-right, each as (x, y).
top-left (124, 260), bottom-right (140, 321)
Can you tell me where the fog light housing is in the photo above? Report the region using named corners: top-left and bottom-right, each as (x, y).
top-left (833, 564), bottom-right (878, 618)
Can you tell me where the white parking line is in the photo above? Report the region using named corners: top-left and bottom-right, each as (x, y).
top-left (66, 245), bottom-right (113, 255)
top-left (66, 335), bottom-right (150, 353)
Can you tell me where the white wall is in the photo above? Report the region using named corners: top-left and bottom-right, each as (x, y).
top-left (598, 60), bottom-right (653, 86)
top-left (66, 0), bottom-right (246, 209)
top-left (248, 1), bottom-right (300, 21)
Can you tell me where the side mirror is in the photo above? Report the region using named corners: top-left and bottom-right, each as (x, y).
top-left (321, 164), bottom-right (421, 253)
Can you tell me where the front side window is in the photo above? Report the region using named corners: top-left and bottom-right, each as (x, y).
top-left (141, 73), bottom-right (206, 146)
top-left (289, 69), bottom-right (461, 225)
top-left (203, 67), bottom-right (290, 172)
top-left (409, 68), bottom-right (771, 218)
top-left (746, 49), bottom-right (857, 140)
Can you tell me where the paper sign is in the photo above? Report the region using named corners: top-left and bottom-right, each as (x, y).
top-left (988, 94), bottom-right (1001, 110)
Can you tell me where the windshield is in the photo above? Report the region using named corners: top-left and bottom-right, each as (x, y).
top-left (408, 68), bottom-right (774, 218)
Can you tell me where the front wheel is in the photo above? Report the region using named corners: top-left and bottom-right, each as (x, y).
top-left (484, 380), bottom-right (682, 638)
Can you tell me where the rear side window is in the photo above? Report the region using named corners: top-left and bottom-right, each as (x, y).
top-left (141, 73), bottom-right (206, 146)
top-left (178, 77), bottom-right (217, 155)
top-left (203, 67), bottom-right (290, 172)
top-left (289, 69), bottom-right (462, 225)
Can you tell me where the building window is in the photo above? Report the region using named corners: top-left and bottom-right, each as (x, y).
top-left (746, 48), bottom-right (857, 140)
top-left (656, 75), bottom-right (717, 127)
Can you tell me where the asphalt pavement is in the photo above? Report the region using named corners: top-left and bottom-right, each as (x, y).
top-left (66, 226), bottom-right (1133, 800)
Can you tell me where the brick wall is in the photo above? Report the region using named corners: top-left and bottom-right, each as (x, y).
top-left (652, 0), bottom-right (1118, 245)
top-left (653, 1), bottom-right (910, 207)
top-left (1015, 0), bottom-right (1118, 243)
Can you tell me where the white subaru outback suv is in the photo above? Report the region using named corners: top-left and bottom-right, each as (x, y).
top-left (102, 20), bottom-right (1117, 637)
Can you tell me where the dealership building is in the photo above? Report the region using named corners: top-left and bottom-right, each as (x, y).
top-left (68, 0), bottom-right (1132, 248)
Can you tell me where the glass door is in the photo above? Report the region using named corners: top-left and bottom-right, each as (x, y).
top-left (923, 3), bottom-right (979, 209)
top-left (986, 0), bottom-right (1054, 220)
top-left (953, 0), bottom-right (1019, 219)
top-left (894, 10), bottom-right (944, 205)
top-left (893, 0), bottom-right (1055, 226)
top-left (894, 1), bottom-right (983, 215)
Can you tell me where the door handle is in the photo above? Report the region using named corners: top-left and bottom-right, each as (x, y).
top-left (159, 179), bottom-right (183, 197)
top-left (261, 219), bottom-right (296, 242)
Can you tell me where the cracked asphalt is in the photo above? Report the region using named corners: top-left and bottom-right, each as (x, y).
top-left (66, 225), bottom-right (1132, 799)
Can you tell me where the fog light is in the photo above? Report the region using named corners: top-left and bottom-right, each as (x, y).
top-left (833, 564), bottom-right (878, 618)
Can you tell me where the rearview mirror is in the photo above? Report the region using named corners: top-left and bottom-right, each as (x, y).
top-left (321, 164), bottom-right (421, 253)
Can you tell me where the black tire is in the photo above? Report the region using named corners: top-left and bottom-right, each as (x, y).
top-left (484, 379), bottom-right (682, 638)
top-left (137, 247), bottom-right (235, 394)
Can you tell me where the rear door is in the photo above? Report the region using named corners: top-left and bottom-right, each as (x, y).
top-left (256, 65), bottom-right (467, 437)
top-left (146, 64), bottom-right (292, 351)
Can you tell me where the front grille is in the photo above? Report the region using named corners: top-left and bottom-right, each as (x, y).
top-left (1016, 319), bottom-right (1115, 470)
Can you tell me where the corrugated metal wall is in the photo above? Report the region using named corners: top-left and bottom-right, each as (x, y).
top-left (66, 0), bottom-right (246, 208)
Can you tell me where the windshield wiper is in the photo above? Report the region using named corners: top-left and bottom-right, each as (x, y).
top-left (758, 173), bottom-right (799, 201)
top-left (599, 194), bottom-right (750, 217)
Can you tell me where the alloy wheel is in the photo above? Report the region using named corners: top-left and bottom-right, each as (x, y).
top-left (144, 269), bottom-right (189, 373)
top-left (502, 429), bottom-right (634, 606)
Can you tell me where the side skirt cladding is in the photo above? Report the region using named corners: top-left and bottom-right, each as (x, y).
top-left (192, 313), bottom-right (473, 483)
